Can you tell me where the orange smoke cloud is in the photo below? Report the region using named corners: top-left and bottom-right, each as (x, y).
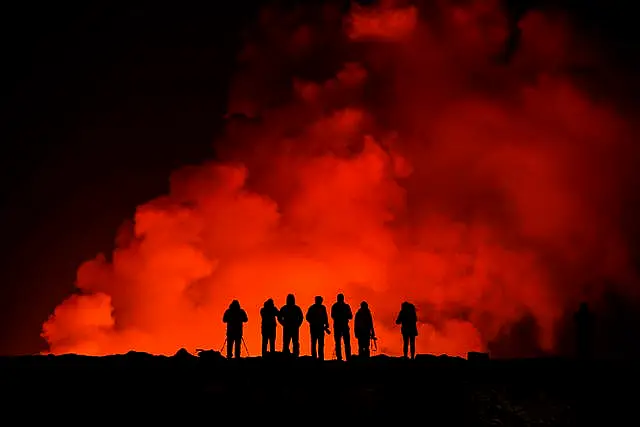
top-left (42, 0), bottom-right (640, 358)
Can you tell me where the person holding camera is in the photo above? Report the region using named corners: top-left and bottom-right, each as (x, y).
top-left (306, 295), bottom-right (330, 360)
top-left (222, 300), bottom-right (248, 359)
top-left (260, 298), bottom-right (280, 356)
top-left (354, 301), bottom-right (376, 358)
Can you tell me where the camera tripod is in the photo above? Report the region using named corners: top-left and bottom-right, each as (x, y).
top-left (219, 336), bottom-right (250, 357)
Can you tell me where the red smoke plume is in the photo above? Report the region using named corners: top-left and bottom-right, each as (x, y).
top-left (42, 0), bottom-right (640, 358)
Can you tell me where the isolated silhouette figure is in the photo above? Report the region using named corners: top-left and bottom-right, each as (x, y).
top-left (331, 293), bottom-right (353, 361)
top-left (222, 300), bottom-right (248, 359)
top-left (260, 298), bottom-right (280, 356)
top-left (354, 301), bottom-right (375, 358)
top-left (396, 301), bottom-right (418, 359)
top-left (574, 302), bottom-right (595, 360)
top-left (278, 293), bottom-right (304, 357)
top-left (306, 295), bottom-right (330, 360)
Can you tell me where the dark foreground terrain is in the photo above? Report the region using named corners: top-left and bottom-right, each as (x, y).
top-left (0, 351), bottom-right (635, 425)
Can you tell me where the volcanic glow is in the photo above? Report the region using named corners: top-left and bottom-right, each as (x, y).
top-left (42, 0), bottom-right (640, 358)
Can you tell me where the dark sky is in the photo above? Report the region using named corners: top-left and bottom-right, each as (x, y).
top-left (0, 1), bottom-right (255, 354)
top-left (0, 0), bottom-right (637, 356)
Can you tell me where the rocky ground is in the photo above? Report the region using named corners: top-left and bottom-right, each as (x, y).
top-left (0, 351), bottom-right (633, 425)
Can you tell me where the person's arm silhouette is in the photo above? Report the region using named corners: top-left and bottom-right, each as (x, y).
top-left (322, 306), bottom-right (330, 334)
top-left (296, 306), bottom-right (304, 327)
top-left (277, 307), bottom-right (285, 325)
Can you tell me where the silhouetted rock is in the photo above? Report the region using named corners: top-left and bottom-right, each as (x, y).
top-left (263, 350), bottom-right (296, 362)
top-left (119, 350), bottom-right (157, 361)
top-left (0, 353), bottom-right (635, 424)
top-left (195, 348), bottom-right (224, 362)
top-left (468, 351), bottom-right (491, 361)
top-left (173, 348), bottom-right (194, 359)
top-left (415, 353), bottom-right (439, 362)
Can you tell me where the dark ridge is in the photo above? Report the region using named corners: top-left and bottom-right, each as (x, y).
top-left (1, 350), bottom-right (636, 424)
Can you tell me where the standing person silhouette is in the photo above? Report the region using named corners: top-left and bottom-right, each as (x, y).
top-left (574, 302), bottom-right (595, 360)
top-left (396, 301), bottom-right (418, 359)
top-left (354, 301), bottom-right (375, 358)
top-left (222, 300), bottom-right (248, 359)
top-left (260, 298), bottom-right (279, 356)
top-left (278, 294), bottom-right (304, 357)
top-left (331, 293), bottom-right (353, 361)
top-left (306, 296), bottom-right (330, 360)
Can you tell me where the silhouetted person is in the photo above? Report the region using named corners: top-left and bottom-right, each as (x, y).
top-left (354, 301), bottom-right (375, 358)
top-left (396, 301), bottom-right (417, 359)
top-left (222, 300), bottom-right (248, 359)
top-left (306, 296), bottom-right (330, 360)
top-left (574, 302), bottom-right (595, 360)
top-left (331, 293), bottom-right (353, 361)
top-left (260, 298), bottom-right (279, 356)
top-left (278, 294), bottom-right (304, 357)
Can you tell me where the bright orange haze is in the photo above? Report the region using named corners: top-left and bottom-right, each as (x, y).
top-left (42, 1), bottom-right (640, 358)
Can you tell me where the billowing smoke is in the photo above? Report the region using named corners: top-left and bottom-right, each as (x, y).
top-left (42, 0), bottom-right (640, 358)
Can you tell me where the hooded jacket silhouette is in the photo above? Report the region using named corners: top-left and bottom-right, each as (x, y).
top-left (395, 301), bottom-right (417, 359)
top-left (223, 300), bottom-right (248, 359)
top-left (354, 301), bottom-right (375, 357)
top-left (574, 302), bottom-right (595, 359)
top-left (260, 298), bottom-right (279, 355)
top-left (278, 294), bottom-right (304, 356)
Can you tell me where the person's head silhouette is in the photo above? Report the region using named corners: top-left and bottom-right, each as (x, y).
top-left (337, 293), bottom-right (345, 303)
top-left (286, 293), bottom-right (296, 305)
top-left (315, 295), bottom-right (323, 304)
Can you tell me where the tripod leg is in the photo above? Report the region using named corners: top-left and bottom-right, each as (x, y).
top-left (242, 337), bottom-right (250, 357)
top-left (220, 337), bottom-right (227, 352)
